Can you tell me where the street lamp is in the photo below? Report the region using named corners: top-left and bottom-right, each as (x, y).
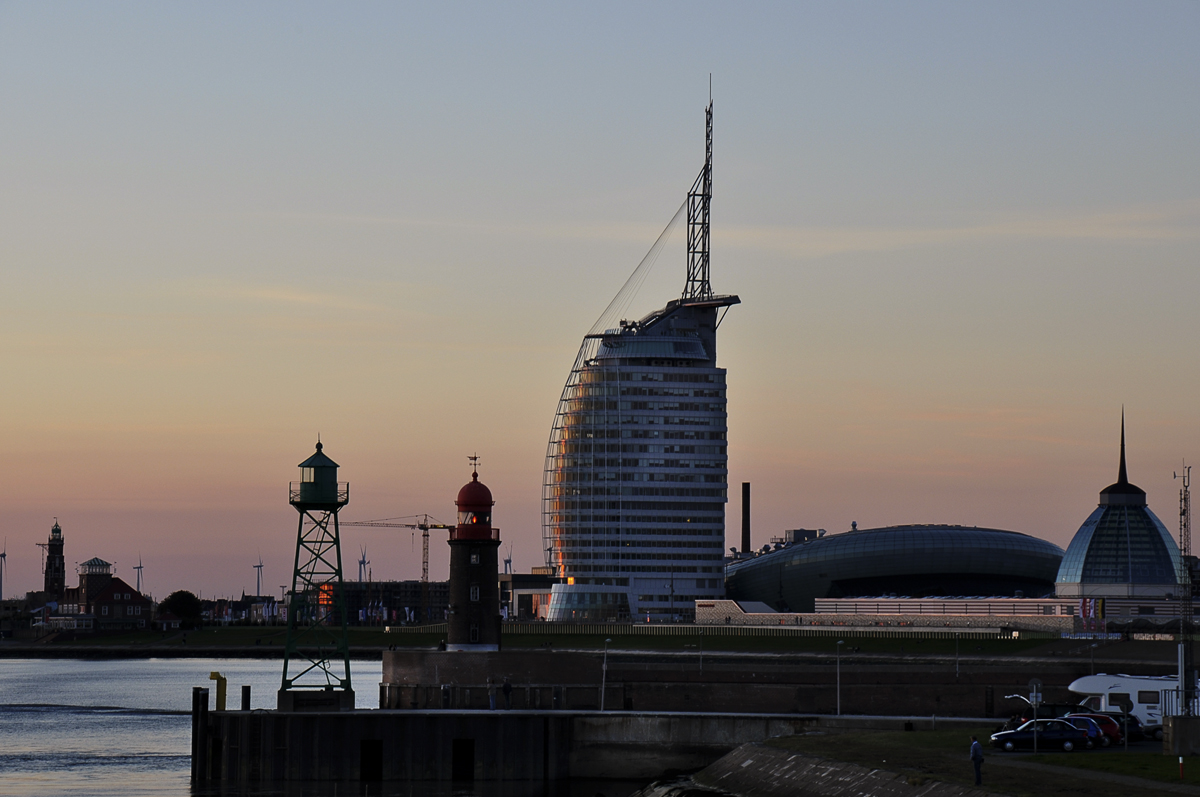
top-left (837, 640), bottom-right (845, 716)
top-left (600, 638), bottom-right (612, 711)
top-left (1090, 643), bottom-right (1099, 675)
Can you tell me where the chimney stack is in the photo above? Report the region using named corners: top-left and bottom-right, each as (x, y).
top-left (741, 482), bottom-right (751, 553)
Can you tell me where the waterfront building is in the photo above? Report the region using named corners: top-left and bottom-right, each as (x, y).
top-left (542, 102), bottom-right (738, 621)
top-left (90, 577), bottom-right (152, 631)
top-left (724, 524), bottom-right (1065, 613)
top-left (1055, 416), bottom-right (1182, 600)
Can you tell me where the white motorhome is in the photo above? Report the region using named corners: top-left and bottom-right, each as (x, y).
top-left (1068, 673), bottom-right (1191, 728)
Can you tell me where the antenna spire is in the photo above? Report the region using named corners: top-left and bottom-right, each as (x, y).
top-left (1118, 407), bottom-right (1129, 485)
top-left (683, 98), bottom-right (714, 300)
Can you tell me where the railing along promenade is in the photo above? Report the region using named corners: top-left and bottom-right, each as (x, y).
top-left (382, 621), bottom-right (1016, 641)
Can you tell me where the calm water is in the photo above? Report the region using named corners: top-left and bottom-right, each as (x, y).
top-left (0, 657), bottom-right (646, 797)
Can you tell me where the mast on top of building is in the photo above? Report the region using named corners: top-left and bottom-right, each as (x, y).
top-left (683, 98), bottom-right (714, 301)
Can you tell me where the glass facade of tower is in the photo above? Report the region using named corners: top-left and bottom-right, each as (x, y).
top-left (543, 297), bottom-right (736, 621)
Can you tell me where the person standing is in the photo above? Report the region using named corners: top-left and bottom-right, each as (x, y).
top-left (487, 677), bottom-right (496, 710)
top-left (970, 735), bottom-right (984, 786)
top-left (502, 677), bottom-right (513, 710)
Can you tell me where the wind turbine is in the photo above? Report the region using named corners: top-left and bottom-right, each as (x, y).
top-left (133, 555), bottom-right (144, 594)
top-left (358, 546), bottom-right (369, 583)
top-left (253, 555), bottom-right (264, 597)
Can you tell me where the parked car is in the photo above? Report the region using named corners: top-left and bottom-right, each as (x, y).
top-left (1016, 702), bottom-right (1093, 723)
top-left (1094, 711), bottom-right (1147, 742)
top-left (1062, 716), bottom-right (1104, 748)
top-left (1065, 713), bottom-right (1122, 746)
top-left (991, 719), bottom-right (1089, 752)
top-left (1143, 723), bottom-right (1165, 742)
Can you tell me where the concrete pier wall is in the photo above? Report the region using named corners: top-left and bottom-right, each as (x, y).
top-left (191, 707), bottom-right (814, 784)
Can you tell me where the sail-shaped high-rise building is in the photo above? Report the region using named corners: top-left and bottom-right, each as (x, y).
top-left (542, 102), bottom-right (739, 621)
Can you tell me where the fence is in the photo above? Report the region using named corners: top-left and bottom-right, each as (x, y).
top-left (383, 621), bottom-right (1007, 641)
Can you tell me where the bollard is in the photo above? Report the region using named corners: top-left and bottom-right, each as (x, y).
top-left (241, 685), bottom-right (251, 711)
top-left (194, 687), bottom-right (210, 783)
top-left (208, 672), bottom-right (227, 711)
top-left (190, 687), bottom-right (202, 781)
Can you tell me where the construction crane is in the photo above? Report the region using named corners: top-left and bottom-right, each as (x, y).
top-left (340, 514), bottom-right (453, 623)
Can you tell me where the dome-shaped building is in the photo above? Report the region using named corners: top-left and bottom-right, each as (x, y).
top-left (1056, 417), bottom-right (1181, 599)
top-left (725, 523), bottom-right (1065, 613)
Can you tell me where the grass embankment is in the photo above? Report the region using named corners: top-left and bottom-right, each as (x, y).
top-left (45, 627), bottom-right (1056, 657)
top-left (768, 728), bottom-right (1198, 796)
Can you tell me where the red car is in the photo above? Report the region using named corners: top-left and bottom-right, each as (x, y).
top-left (1065, 713), bottom-right (1122, 747)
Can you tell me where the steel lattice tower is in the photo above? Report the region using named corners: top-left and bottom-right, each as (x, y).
top-left (683, 100), bottom-right (713, 301)
top-left (279, 441), bottom-right (354, 710)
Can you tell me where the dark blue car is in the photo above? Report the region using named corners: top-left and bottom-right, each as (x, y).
top-left (990, 719), bottom-right (1088, 752)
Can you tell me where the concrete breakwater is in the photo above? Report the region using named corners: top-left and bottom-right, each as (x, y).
top-left (663, 742), bottom-right (985, 797)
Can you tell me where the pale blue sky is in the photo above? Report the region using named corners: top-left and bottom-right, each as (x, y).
top-left (1, 3), bottom-right (1197, 597)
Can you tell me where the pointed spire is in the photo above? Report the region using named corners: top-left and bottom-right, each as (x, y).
top-left (1100, 407), bottom-right (1145, 505)
top-left (1118, 406), bottom-right (1128, 485)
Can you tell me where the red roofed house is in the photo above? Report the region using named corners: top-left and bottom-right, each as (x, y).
top-left (90, 576), bottom-right (153, 631)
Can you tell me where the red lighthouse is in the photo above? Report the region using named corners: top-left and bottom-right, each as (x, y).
top-left (446, 459), bottom-right (501, 651)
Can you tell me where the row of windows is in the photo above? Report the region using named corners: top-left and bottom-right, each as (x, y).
top-left (560, 430), bottom-right (728, 442)
top-left (554, 528), bottom-right (721, 537)
top-left (565, 399), bottom-right (726, 413)
top-left (553, 458), bottom-right (725, 470)
top-left (554, 472), bottom-right (726, 485)
top-left (619, 553), bottom-right (724, 561)
top-left (554, 444), bottom-right (725, 455)
top-left (548, 486), bottom-right (729, 498)
top-left (626, 430), bottom-right (726, 440)
top-left (549, 516), bottom-right (722, 526)
top-left (545, 500), bottom-right (726, 512)
top-left (580, 371), bottom-right (724, 384)
top-left (551, 540), bottom-right (725, 550)
top-left (560, 564), bottom-right (718, 574)
top-left (549, 592), bottom-right (629, 607)
top-left (620, 401), bottom-right (723, 412)
top-left (624, 387), bottom-right (723, 398)
top-left (571, 386), bottom-right (711, 398)
top-left (637, 595), bottom-right (717, 604)
top-left (100, 605), bottom-right (143, 616)
top-left (565, 414), bottom-right (722, 427)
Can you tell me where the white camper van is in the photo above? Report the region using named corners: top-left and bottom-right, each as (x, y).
top-left (1067, 673), bottom-right (1186, 730)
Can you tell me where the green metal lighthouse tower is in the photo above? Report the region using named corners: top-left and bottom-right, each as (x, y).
top-left (278, 440), bottom-right (354, 711)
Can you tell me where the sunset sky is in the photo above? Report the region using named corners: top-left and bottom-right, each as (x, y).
top-left (2, 3), bottom-right (1198, 600)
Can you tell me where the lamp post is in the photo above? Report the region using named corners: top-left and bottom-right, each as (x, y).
top-left (1090, 643), bottom-right (1098, 675)
top-left (955, 633), bottom-right (960, 679)
top-left (836, 640), bottom-right (845, 715)
top-left (600, 638), bottom-right (612, 711)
